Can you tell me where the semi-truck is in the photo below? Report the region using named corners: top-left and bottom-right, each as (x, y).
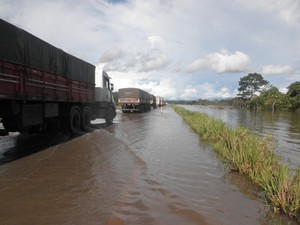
top-left (156, 96), bottom-right (165, 107)
top-left (0, 19), bottom-right (116, 135)
top-left (150, 95), bottom-right (156, 109)
top-left (118, 88), bottom-right (151, 113)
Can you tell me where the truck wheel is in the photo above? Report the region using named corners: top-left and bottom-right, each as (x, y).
top-left (69, 107), bottom-right (81, 134)
top-left (2, 116), bottom-right (18, 132)
top-left (105, 106), bottom-right (115, 125)
top-left (105, 117), bottom-right (113, 125)
top-left (81, 107), bottom-right (91, 131)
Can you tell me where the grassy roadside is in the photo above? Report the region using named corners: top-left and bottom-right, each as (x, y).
top-left (173, 105), bottom-right (300, 220)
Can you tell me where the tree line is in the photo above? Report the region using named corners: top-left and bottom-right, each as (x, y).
top-left (170, 73), bottom-right (300, 112)
top-left (233, 73), bottom-right (300, 111)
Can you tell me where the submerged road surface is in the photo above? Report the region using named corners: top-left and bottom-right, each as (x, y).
top-left (0, 106), bottom-right (294, 225)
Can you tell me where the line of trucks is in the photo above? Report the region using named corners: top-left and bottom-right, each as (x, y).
top-left (0, 19), bottom-right (165, 136)
top-left (0, 19), bottom-right (116, 135)
top-left (118, 88), bottom-right (165, 113)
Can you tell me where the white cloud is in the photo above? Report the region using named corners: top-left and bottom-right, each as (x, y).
top-left (149, 78), bottom-right (177, 99)
top-left (279, 87), bottom-right (288, 94)
top-left (175, 83), bottom-right (235, 100)
top-left (180, 88), bottom-right (199, 100)
top-left (259, 65), bottom-right (295, 75)
top-left (99, 48), bottom-right (124, 63)
top-left (233, 0), bottom-right (300, 26)
top-left (147, 36), bottom-right (164, 49)
top-left (1, 0), bottom-right (299, 100)
top-left (104, 69), bottom-right (177, 99)
top-left (195, 83), bottom-right (234, 99)
top-left (100, 49), bottom-right (170, 73)
top-left (185, 49), bottom-right (251, 73)
top-left (140, 54), bottom-right (170, 72)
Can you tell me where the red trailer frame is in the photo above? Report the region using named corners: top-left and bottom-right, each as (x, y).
top-left (0, 61), bottom-right (95, 102)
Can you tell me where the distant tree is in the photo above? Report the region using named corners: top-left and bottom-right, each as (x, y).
top-left (287, 81), bottom-right (300, 97)
top-left (247, 94), bottom-right (264, 110)
top-left (228, 97), bottom-right (247, 108)
top-left (287, 81), bottom-right (300, 111)
top-left (237, 73), bottom-right (269, 100)
top-left (289, 95), bottom-right (300, 111)
top-left (247, 87), bottom-right (289, 111)
top-left (260, 86), bottom-right (289, 111)
top-left (198, 99), bottom-right (210, 105)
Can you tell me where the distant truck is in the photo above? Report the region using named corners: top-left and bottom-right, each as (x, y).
top-left (156, 96), bottom-right (165, 107)
top-left (118, 88), bottom-right (151, 113)
top-left (150, 95), bottom-right (157, 109)
top-left (0, 19), bottom-right (116, 135)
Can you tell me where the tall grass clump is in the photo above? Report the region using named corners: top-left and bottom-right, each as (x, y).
top-left (173, 105), bottom-right (300, 219)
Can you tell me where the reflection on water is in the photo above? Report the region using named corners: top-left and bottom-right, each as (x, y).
top-left (181, 105), bottom-right (300, 167)
top-left (0, 129), bottom-right (147, 225)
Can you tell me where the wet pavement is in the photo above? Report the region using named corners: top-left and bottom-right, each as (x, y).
top-left (0, 106), bottom-right (295, 225)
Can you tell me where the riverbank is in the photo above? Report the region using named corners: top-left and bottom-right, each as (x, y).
top-left (173, 105), bottom-right (300, 220)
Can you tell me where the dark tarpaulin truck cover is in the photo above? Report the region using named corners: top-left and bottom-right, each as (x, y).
top-left (0, 18), bottom-right (95, 84)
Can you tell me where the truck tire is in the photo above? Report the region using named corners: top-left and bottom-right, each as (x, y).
top-left (105, 106), bottom-right (116, 125)
top-left (2, 116), bottom-right (18, 132)
top-left (81, 106), bottom-right (91, 131)
top-left (69, 107), bottom-right (81, 134)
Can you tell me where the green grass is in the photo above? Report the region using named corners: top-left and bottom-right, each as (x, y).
top-left (173, 105), bottom-right (300, 219)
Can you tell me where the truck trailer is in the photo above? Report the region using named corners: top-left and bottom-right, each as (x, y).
top-left (0, 19), bottom-right (116, 134)
top-left (118, 88), bottom-right (151, 113)
top-left (156, 96), bottom-right (165, 107)
top-left (150, 95), bottom-right (156, 109)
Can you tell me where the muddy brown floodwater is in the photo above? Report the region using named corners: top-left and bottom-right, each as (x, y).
top-left (0, 106), bottom-right (296, 225)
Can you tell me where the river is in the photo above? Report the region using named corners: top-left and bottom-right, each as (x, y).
top-left (180, 105), bottom-right (300, 168)
top-left (0, 106), bottom-right (297, 225)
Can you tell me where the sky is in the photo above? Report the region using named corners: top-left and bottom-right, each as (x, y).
top-left (1, 0), bottom-right (300, 100)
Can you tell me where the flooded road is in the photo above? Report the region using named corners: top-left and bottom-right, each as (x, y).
top-left (0, 106), bottom-right (295, 225)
